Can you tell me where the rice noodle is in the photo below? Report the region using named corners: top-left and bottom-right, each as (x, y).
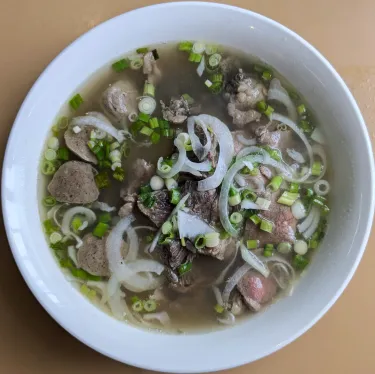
top-left (157, 138), bottom-right (187, 178)
top-left (143, 311), bottom-right (171, 326)
top-left (149, 193), bottom-right (190, 253)
top-left (240, 244), bottom-right (270, 277)
top-left (219, 154), bottom-right (264, 236)
top-left (271, 113), bottom-right (313, 183)
top-left (71, 115), bottom-right (125, 143)
top-left (268, 78), bottom-right (298, 122)
top-left (91, 201), bottom-right (116, 212)
top-left (222, 263), bottom-right (251, 305)
top-left (236, 133), bottom-right (257, 146)
top-left (194, 114), bottom-right (234, 191)
top-left (187, 116), bottom-right (212, 161)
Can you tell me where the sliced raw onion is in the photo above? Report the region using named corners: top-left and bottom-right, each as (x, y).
top-left (306, 144), bottom-right (327, 184)
top-left (236, 133), bottom-right (257, 146)
top-left (106, 278), bottom-right (127, 320)
top-left (61, 206), bottom-right (96, 246)
top-left (196, 55), bottom-right (205, 76)
top-left (149, 193), bottom-right (190, 253)
top-left (124, 227), bottom-right (139, 262)
top-left (214, 241), bottom-right (239, 285)
top-left (236, 145), bottom-right (268, 160)
top-left (143, 311), bottom-right (171, 326)
top-left (192, 115), bottom-right (235, 191)
top-left (127, 259), bottom-right (165, 275)
top-left (87, 280), bottom-right (109, 304)
top-left (311, 127), bottom-right (326, 145)
top-left (297, 206), bottom-right (317, 233)
top-left (180, 164), bottom-right (202, 177)
top-left (71, 115), bottom-right (125, 143)
top-left (184, 158), bottom-right (211, 172)
top-left (286, 148), bottom-right (305, 163)
top-left (187, 116), bottom-right (212, 161)
top-left (240, 244), bottom-right (270, 277)
top-left (241, 199), bottom-right (263, 210)
top-left (219, 155), bottom-right (264, 236)
top-left (177, 210), bottom-right (216, 240)
top-left (217, 311), bottom-right (236, 325)
top-left (91, 201), bottom-right (116, 212)
top-left (47, 204), bottom-right (64, 227)
top-left (268, 78), bottom-right (297, 122)
top-left (301, 207), bottom-right (321, 239)
top-left (222, 263), bottom-right (251, 305)
top-left (157, 138), bottom-right (186, 178)
top-left (271, 113), bottom-right (313, 182)
top-left (314, 179), bottom-right (330, 196)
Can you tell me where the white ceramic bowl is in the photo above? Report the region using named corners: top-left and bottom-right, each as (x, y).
top-left (2, 2), bottom-right (374, 373)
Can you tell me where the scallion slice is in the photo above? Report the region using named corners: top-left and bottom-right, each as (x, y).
top-left (263, 244), bottom-right (274, 257)
top-left (178, 41), bottom-right (193, 52)
top-left (138, 97), bottom-right (156, 115)
top-left (241, 189), bottom-right (257, 201)
top-left (140, 126), bottom-right (153, 136)
top-left (229, 212), bottom-right (243, 224)
top-left (69, 94), bottom-right (84, 110)
top-left (228, 193), bottom-right (241, 207)
top-left (178, 262), bottom-right (192, 276)
top-left (57, 116), bottom-right (69, 130)
top-left (93, 222), bottom-right (109, 238)
top-left (149, 117), bottom-right (159, 129)
top-left (112, 58), bottom-right (130, 72)
top-left (260, 219), bottom-right (273, 233)
top-left (205, 44), bottom-right (218, 55)
top-left (192, 42), bottom-right (206, 54)
top-left (277, 242), bottom-right (292, 254)
top-left (50, 232), bottom-right (62, 244)
top-left (144, 81), bottom-right (155, 97)
top-left (208, 53), bottom-right (222, 68)
top-left (297, 104), bottom-right (307, 116)
top-left (250, 214), bottom-right (261, 225)
top-left (47, 137), bottom-right (59, 150)
top-left (188, 52), bottom-right (203, 63)
top-left (194, 234), bottom-right (206, 249)
top-left (113, 167), bottom-right (125, 182)
top-left (246, 239), bottom-right (259, 249)
top-left (290, 182), bottom-right (300, 193)
top-left (151, 132), bottom-right (160, 144)
top-left (204, 232), bottom-right (220, 248)
top-left (170, 188), bottom-right (181, 205)
top-left (268, 176), bottom-right (283, 192)
top-left (277, 191), bottom-right (299, 206)
top-left (95, 171), bottom-right (110, 189)
top-left (293, 254), bottom-right (309, 270)
top-left (214, 304), bottom-right (224, 314)
top-left (256, 100), bottom-right (274, 118)
top-left (161, 221), bottom-right (173, 235)
top-left (130, 58), bottom-right (143, 70)
top-left (143, 299), bottom-right (157, 312)
top-left (132, 300), bottom-right (144, 312)
top-left (42, 196), bottom-right (57, 207)
top-left (311, 160), bottom-right (322, 176)
top-left (41, 160), bottom-right (56, 175)
top-left (44, 149), bottom-right (57, 161)
top-left (261, 70), bottom-right (273, 81)
top-left (136, 47), bottom-right (148, 54)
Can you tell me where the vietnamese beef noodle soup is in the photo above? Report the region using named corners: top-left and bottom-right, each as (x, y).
top-left (39, 42), bottom-right (330, 332)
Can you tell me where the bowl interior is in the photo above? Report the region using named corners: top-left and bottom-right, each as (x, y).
top-left (2, 2), bottom-right (374, 373)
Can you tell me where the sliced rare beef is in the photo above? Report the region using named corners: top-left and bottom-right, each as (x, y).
top-left (236, 271), bottom-right (277, 311)
top-left (118, 193), bottom-right (137, 218)
top-left (197, 237), bottom-right (235, 261)
top-left (244, 190), bottom-right (297, 247)
top-left (181, 180), bottom-right (220, 226)
top-left (159, 240), bottom-right (189, 270)
top-left (120, 158), bottom-right (155, 197)
top-left (47, 161), bottom-right (99, 204)
top-left (160, 96), bottom-right (190, 124)
top-left (76, 234), bottom-right (110, 277)
top-left (137, 189), bottom-right (173, 227)
top-left (64, 126), bottom-right (98, 164)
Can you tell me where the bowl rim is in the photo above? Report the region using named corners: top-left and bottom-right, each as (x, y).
top-left (2, 2), bottom-right (375, 372)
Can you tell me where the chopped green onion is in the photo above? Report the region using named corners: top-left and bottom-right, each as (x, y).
top-left (277, 242), bottom-right (292, 254)
top-left (138, 96), bottom-right (156, 115)
top-left (188, 52), bottom-right (202, 63)
top-left (71, 216), bottom-right (83, 232)
top-left (205, 44), bottom-right (218, 55)
top-left (170, 188), bottom-right (181, 205)
top-left (140, 184), bottom-right (152, 194)
top-left (214, 304), bottom-right (224, 314)
top-left (162, 221), bottom-right (173, 235)
top-left (80, 284), bottom-right (96, 300)
top-left (140, 126), bottom-right (153, 136)
top-left (113, 167), bottom-right (125, 182)
top-left (159, 119), bottom-right (170, 129)
top-left (311, 161), bottom-right (322, 176)
top-left (69, 93), bottom-right (84, 110)
top-left (110, 142), bottom-right (120, 151)
top-left (268, 176), bottom-right (283, 192)
top-left (263, 244), bottom-right (274, 257)
top-left (208, 53), bottom-right (222, 68)
top-left (241, 189), bottom-right (257, 201)
top-left (290, 182), bottom-right (300, 193)
top-left (41, 160), bottom-right (56, 175)
top-left (44, 149), bottom-right (57, 161)
top-left (98, 212), bottom-right (111, 224)
top-left (143, 299), bottom-right (157, 312)
top-left (205, 79), bottom-right (213, 88)
top-left (132, 300), bottom-right (144, 312)
top-left (241, 166), bottom-right (251, 175)
top-left (49, 232), bottom-right (62, 244)
top-left (178, 261), bottom-right (192, 276)
top-left (144, 81), bottom-right (155, 97)
top-left (204, 232), bottom-right (220, 248)
top-left (194, 234), bottom-right (206, 249)
top-left (136, 47), bottom-right (148, 54)
top-left (250, 214), bottom-right (261, 225)
top-left (130, 58), bottom-right (143, 70)
top-left (257, 100), bottom-right (274, 117)
top-left (60, 258), bottom-right (101, 281)
top-left (42, 196), bottom-right (56, 207)
top-left (57, 116), bottom-right (69, 130)
top-left (158, 231), bottom-right (175, 245)
top-left (151, 132), bottom-right (161, 144)
top-left (178, 41), bottom-right (193, 52)
top-left (192, 42), bottom-right (206, 54)
top-left (95, 171), bottom-right (111, 189)
top-left (229, 212), bottom-right (243, 224)
top-left (254, 64), bottom-right (264, 73)
top-left (139, 192), bottom-right (155, 209)
top-left (43, 219), bottom-right (58, 235)
top-left (262, 145), bottom-right (281, 161)
top-left (228, 193), bottom-right (241, 207)
top-left (51, 125), bottom-right (59, 137)
top-left (145, 234), bottom-right (154, 243)
top-left (149, 117), bottom-right (159, 129)
top-left (277, 191), bottom-right (299, 206)
top-left (303, 187), bottom-right (315, 199)
top-left (181, 93), bottom-right (194, 105)
top-left (321, 204), bottom-right (330, 215)
top-left (246, 239), bottom-right (259, 250)
top-left (261, 70), bottom-right (273, 81)
top-left (93, 222), bottom-right (109, 238)
top-left (56, 147), bottom-right (70, 161)
top-left (255, 197), bottom-right (271, 210)
top-left (297, 104), bottom-right (307, 116)
top-left (47, 137), bottom-right (59, 150)
top-left (112, 58), bottom-right (130, 72)
top-left (138, 112), bottom-right (151, 123)
top-left (131, 296), bottom-right (140, 304)
top-left (299, 119), bottom-right (313, 133)
top-left (293, 254), bottom-right (309, 270)
top-left (220, 231), bottom-right (231, 240)
top-left (249, 167), bottom-right (260, 176)
top-left (260, 219), bottom-right (273, 233)
top-left (308, 239), bottom-right (319, 249)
